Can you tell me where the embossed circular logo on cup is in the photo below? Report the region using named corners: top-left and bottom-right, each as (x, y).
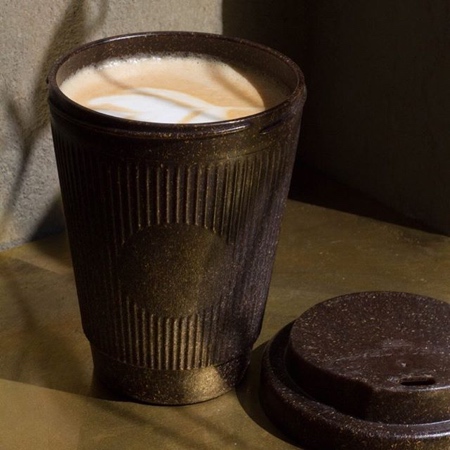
top-left (119, 224), bottom-right (234, 316)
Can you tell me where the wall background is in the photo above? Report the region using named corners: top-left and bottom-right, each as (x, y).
top-left (223, 0), bottom-right (450, 235)
top-left (1, 0), bottom-right (450, 250)
top-left (0, 0), bottom-right (222, 250)
top-left (300, 2), bottom-right (450, 234)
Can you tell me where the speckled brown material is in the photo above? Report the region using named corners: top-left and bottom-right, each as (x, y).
top-left (260, 291), bottom-right (450, 449)
top-left (47, 32), bottom-right (306, 405)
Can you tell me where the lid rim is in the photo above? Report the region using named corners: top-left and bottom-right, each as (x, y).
top-left (260, 292), bottom-right (450, 449)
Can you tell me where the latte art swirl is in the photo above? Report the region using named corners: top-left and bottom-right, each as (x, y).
top-left (88, 87), bottom-right (261, 124)
top-left (60, 56), bottom-right (288, 124)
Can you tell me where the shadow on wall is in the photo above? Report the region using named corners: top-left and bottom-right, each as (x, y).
top-left (222, 0), bottom-right (309, 68)
top-left (222, 1), bottom-right (446, 235)
top-left (1, 0), bottom-right (108, 249)
top-left (302, 2), bottom-right (450, 236)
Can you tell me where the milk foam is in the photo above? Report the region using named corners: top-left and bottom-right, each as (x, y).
top-left (88, 87), bottom-right (258, 123)
top-left (60, 56), bottom-right (287, 124)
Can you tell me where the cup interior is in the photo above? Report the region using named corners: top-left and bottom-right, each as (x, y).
top-left (48, 32), bottom-right (305, 133)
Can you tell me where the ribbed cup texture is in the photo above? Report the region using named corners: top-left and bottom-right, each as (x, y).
top-left (52, 125), bottom-right (297, 370)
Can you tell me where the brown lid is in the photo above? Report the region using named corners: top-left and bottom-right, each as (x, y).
top-left (260, 291), bottom-right (450, 449)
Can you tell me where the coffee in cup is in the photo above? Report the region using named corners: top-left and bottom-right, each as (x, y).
top-left (60, 54), bottom-right (289, 124)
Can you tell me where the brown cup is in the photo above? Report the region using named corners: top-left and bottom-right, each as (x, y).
top-left (47, 31), bottom-right (306, 405)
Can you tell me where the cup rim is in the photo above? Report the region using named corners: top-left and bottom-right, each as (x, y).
top-left (47, 31), bottom-right (306, 138)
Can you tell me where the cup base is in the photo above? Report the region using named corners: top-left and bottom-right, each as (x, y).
top-left (91, 345), bottom-right (251, 405)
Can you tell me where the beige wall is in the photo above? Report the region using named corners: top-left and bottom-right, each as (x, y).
top-left (2, 0), bottom-right (450, 250)
top-left (0, 0), bottom-right (222, 250)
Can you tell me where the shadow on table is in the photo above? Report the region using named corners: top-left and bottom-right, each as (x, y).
top-left (0, 258), bottom-right (89, 395)
top-left (235, 343), bottom-right (299, 448)
top-left (0, 256), bottom-right (254, 448)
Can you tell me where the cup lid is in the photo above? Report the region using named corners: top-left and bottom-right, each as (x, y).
top-left (260, 291), bottom-right (450, 449)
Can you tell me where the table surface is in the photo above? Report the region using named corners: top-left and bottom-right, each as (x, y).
top-left (1, 169), bottom-right (450, 449)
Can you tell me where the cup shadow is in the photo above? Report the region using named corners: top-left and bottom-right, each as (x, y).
top-left (235, 343), bottom-right (300, 448)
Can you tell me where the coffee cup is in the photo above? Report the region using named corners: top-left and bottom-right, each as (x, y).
top-left (47, 31), bottom-right (306, 405)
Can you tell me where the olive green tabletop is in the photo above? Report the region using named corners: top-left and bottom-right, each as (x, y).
top-left (1, 170), bottom-right (449, 449)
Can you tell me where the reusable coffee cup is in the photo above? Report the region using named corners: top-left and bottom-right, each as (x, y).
top-left (47, 31), bottom-right (306, 404)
